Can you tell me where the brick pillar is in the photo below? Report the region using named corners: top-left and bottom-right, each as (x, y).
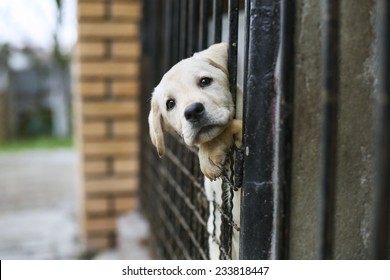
top-left (76, 0), bottom-right (141, 251)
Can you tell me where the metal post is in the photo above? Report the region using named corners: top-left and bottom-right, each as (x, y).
top-left (240, 0), bottom-right (280, 260)
top-left (139, 0), bottom-right (165, 258)
top-left (218, 0), bottom-right (240, 260)
top-left (319, 0), bottom-right (340, 260)
top-left (188, 0), bottom-right (200, 54)
top-left (171, 0), bottom-right (181, 65)
top-left (163, 0), bottom-right (173, 72)
top-left (212, 0), bottom-right (222, 43)
top-left (372, 0), bottom-right (390, 260)
top-left (228, 0), bottom-right (238, 105)
top-left (199, 0), bottom-right (210, 50)
top-left (179, 0), bottom-right (189, 60)
top-left (275, 0), bottom-right (295, 260)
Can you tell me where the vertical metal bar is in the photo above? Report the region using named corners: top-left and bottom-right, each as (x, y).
top-left (139, 0), bottom-right (164, 258)
top-left (139, 0), bottom-right (163, 100)
top-left (163, 0), bottom-right (173, 72)
top-left (199, 0), bottom-right (210, 50)
top-left (228, 0), bottom-right (239, 105)
top-left (179, 0), bottom-right (189, 60)
top-left (171, 0), bottom-right (180, 64)
top-left (229, 0), bottom-right (243, 191)
top-left (188, 0), bottom-right (200, 55)
top-left (239, 0), bottom-right (280, 260)
top-left (275, 0), bottom-right (295, 260)
top-left (242, 0), bottom-right (250, 137)
top-left (228, 0), bottom-right (239, 216)
top-left (139, 0), bottom-right (151, 198)
top-left (372, 0), bottom-right (390, 260)
top-left (218, 0), bottom-right (240, 260)
top-left (187, 0), bottom-right (194, 56)
top-left (319, 0), bottom-right (340, 260)
top-left (234, 0), bottom-right (251, 194)
top-left (212, 0), bottom-right (222, 43)
top-left (211, 0), bottom-right (227, 259)
top-left (158, 0), bottom-right (167, 79)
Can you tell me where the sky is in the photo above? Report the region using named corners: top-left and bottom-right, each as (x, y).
top-left (0, 0), bottom-right (77, 53)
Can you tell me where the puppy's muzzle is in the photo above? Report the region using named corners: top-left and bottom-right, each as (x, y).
top-left (184, 102), bottom-right (205, 123)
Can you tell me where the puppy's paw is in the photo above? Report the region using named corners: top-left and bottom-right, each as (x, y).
top-left (198, 119), bottom-right (243, 179)
top-left (200, 158), bottom-right (224, 181)
top-left (231, 119), bottom-right (243, 148)
top-left (199, 143), bottom-right (228, 180)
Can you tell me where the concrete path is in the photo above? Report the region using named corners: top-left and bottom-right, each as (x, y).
top-left (0, 150), bottom-right (82, 259)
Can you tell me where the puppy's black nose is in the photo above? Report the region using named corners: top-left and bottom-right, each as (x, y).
top-left (184, 102), bottom-right (205, 123)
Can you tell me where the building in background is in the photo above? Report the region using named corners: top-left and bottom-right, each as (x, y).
top-left (0, 0), bottom-right (76, 140)
top-left (0, 48), bottom-right (71, 140)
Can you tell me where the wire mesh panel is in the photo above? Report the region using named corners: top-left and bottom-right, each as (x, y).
top-left (139, 0), bottom-right (209, 259)
top-left (140, 0), bottom-right (286, 261)
top-left (141, 133), bottom-right (209, 259)
top-left (139, 0), bottom-right (239, 260)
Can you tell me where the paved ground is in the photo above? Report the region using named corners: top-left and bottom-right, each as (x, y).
top-left (0, 149), bottom-right (151, 260)
top-left (0, 150), bottom-right (82, 259)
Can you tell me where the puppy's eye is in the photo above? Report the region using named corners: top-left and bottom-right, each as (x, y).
top-left (166, 99), bottom-right (176, 111)
top-left (199, 77), bottom-right (213, 88)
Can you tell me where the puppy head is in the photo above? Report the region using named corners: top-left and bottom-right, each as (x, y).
top-left (148, 43), bottom-right (234, 156)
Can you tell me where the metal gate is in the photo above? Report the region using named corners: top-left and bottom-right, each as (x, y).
top-left (139, 0), bottom-right (390, 260)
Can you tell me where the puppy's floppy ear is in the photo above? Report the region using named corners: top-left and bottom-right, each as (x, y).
top-left (194, 42), bottom-right (228, 75)
top-left (148, 95), bottom-right (165, 157)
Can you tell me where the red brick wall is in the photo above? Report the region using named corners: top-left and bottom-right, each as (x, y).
top-left (75, 0), bottom-right (141, 250)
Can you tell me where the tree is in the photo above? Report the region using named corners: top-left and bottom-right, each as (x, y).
top-left (49, 0), bottom-right (71, 138)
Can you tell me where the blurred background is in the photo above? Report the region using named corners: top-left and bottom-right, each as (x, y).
top-left (0, 0), bottom-right (148, 259)
top-left (1, 0), bottom-right (385, 261)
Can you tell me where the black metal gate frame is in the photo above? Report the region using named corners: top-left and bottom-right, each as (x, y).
top-left (239, 0), bottom-right (295, 260)
top-left (139, 0), bottom-right (293, 260)
top-left (140, 0), bottom-right (390, 260)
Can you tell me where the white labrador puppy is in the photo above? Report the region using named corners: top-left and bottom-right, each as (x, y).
top-left (148, 43), bottom-right (242, 259)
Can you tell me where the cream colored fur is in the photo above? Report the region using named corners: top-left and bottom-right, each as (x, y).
top-left (148, 43), bottom-right (242, 259)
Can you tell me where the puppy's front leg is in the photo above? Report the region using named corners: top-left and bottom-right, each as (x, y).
top-left (230, 119), bottom-right (243, 148)
top-left (199, 141), bottom-right (225, 180)
top-left (199, 119), bottom-right (243, 180)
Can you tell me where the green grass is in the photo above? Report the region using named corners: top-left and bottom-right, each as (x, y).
top-left (0, 137), bottom-right (74, 153)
